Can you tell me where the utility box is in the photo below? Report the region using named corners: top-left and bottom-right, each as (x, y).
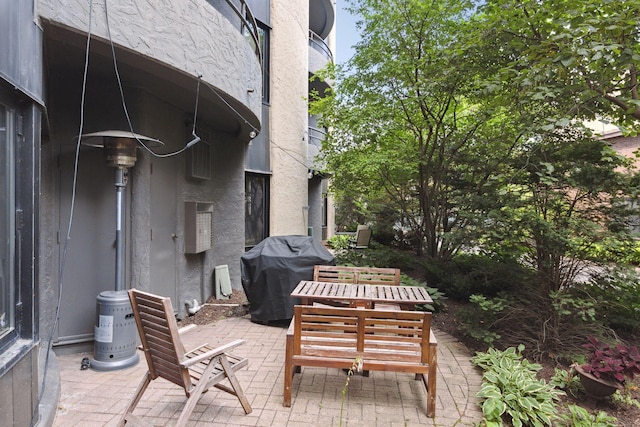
top-left (184, 201), bottom-right (214, 253)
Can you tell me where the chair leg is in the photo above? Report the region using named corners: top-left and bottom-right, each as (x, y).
top-left (118, 372), bottom-right (152, 426)
top-left (219, 354), bottom-right (253, 414)
top-left (176, 356), bottom-right (223, 427)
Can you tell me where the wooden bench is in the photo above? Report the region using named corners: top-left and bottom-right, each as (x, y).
top-left (313, 265), bottom-right (401, 285)
top-left (284, 305), bottom-right (437, 417)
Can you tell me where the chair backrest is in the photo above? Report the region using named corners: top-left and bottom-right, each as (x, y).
top-left (354, 225), bottom-right (372, 248)
top-left (128, 289), bottom-right (192, 390)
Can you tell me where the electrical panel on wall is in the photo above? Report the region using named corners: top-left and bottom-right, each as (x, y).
top-left (184, 202), bottom-right (214, 253)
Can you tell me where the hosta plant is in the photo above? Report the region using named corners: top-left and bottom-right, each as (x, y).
top-left (473, 345), bottom-right (563, 427)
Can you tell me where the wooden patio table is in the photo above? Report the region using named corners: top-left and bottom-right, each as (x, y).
top-left (290, 280), bottom-right (433, 310)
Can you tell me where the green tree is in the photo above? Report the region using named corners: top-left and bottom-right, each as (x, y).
top-left (313, 0), bottom-right (517, 259)
top-left (485, 128), bottom-right (635, 293)
top-left (475, 0), bottom-right (640, 133)
top-left (312, 0), bottom-right (640, 356)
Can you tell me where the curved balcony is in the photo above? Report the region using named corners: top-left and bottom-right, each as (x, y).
top-left (309, 30), bottom-right (334, 63)
top-left (308, 125), bottom-right (327, 171)
top-left (210, 0), bottom-right (261, 59)
top-left (309, 0), bottom-right (335, 40)
top-left (38, 0), bottom-right (262, 135)
top-left (309, 30), bottom-right (333, 98)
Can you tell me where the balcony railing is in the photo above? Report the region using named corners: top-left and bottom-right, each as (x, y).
top-left (309, 30), bottom-right (333, 62)
top-left (308, 126), bottom-right (327, 148)
top-left (212, 0), bottom-right (261, 60)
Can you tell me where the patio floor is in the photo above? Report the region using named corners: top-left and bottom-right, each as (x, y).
top-left (52, 316), bottom-right (484, 426)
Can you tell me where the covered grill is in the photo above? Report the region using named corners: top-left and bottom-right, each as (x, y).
top-left (240, 236), bottom-right (334, 323)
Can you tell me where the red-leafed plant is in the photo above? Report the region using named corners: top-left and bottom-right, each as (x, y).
top-left (581, 336), bottom-right (640, 385)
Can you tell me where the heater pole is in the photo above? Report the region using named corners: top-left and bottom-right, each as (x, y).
top-left (115, 167), bottom-right (126, 292)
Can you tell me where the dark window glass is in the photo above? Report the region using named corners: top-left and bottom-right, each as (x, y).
top-left (0, 102), bottom-right (15, 346)
top-left (258, 24), bottom-right (270, 103)
top-left (245, 173), bottom-right (269, 247)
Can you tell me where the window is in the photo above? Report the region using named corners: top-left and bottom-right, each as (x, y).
top-left (0, 102), bottom-right (15, 348)
top-left (258, 23), bottom-right (270, 103)
top-left (245, 173), bottom-right (269, 248)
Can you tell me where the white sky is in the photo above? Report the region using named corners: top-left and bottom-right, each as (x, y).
top-left (335, 0), bottom-right (361, 64)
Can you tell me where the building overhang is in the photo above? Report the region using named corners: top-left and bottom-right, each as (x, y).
top-left (42, 22), bottom-right (260, 139)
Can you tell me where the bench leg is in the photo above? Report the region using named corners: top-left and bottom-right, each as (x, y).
top-left (284, 334), bottom-right (294, 407)
top-left (421, 348), bottom-right (437, 418)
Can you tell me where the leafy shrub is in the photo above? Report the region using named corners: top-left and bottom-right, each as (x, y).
top-left (326, 234), bottom-right (352, 251)
top-left (584, 267), bottom-right (640, 334)
top-left (334, 243), bottom-right (415, 271)
top-left (583, 237), bottom-right (640, 265)
top-left (473, 345), bottom-right (563, 427)
top-left (460, 294), bottom-right (509, 346)
top-left (422, 254), bottom-right (533, 301)
top-left (399, 274), bottom-right (447, 312)
top-left (556, 404), bottom-right (617, 427)
top-left (550, 368), bottom-right (581, 397)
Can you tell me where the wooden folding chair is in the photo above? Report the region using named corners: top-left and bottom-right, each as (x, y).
top-left (119, 289), bottom-right (252, 427)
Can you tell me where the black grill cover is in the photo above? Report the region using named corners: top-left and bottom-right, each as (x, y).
top-left (241, 235), bottom-right (335, 323)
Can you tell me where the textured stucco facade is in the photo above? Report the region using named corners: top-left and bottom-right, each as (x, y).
top-left (36, 0), bottom-right (262, 346)
top-left (269, 0), bottom-right (312, 236)
top-left (2, 0), bottom-right (337, 424)
top-left (37, 0), bottom-right (262, 121)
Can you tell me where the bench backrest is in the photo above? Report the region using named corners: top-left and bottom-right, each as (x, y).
top-left (291, 305), bottom-right (431, 365)
top-left (313, 265), bottom-right (400, 285)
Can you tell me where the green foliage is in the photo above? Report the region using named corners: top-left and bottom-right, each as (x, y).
top-left (611, 387), bottom-right (640, 410)
top-left (584, 267), bottom-right (640, 334)
top-left (550, 368), bottom-right (582, 397)
top-left (550, 291), bottom-right (596, 323)
top-left (326, 234), bottom-right (352, 251)
top-left (313, 0), bottom-right (519, 260)
top-left (473, 346), bottom-right (563, 427)
top-left (583, 238), bottom-right (640, 265)
top-left (481, 129), bottom-right (636, 295)
top-left (422, 254), bottom-right (531, 301)
top-left (334, 244), bottom-right (416, 272)
top-left (399, 274), bottom-right (447, 313)
top-left (474, 0), bottom-right (640, 132)
top-left (460, 294), bottom-right (508, 345)
top-left (556, 404), bottom-right (617, 427)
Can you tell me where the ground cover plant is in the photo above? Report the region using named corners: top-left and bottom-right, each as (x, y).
top-left (473, 345), bottom-right (563, 426)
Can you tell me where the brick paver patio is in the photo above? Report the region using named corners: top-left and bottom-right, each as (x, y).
top-left (53, 316), bottom-right (483, 426)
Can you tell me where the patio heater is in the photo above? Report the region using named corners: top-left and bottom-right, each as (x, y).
top-left (81, 130), bottom-right (162, 371)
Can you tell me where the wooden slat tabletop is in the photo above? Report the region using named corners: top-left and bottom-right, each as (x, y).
top-left (291, 281), bottom-right (433, 307)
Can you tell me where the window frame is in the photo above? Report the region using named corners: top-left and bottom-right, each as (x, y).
top-left (244, 173), bottom-right (270, 248)
top-left (257, 22), bottom-right (270, 104)
top-left (0, 82), bottom-right (38, 375)
top-left (0, 100), bottom-right (16, 351)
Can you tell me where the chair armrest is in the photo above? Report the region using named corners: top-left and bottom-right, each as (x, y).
top-left (178, 324), bottom-right (197, 335)
top-left (181, 339), bottom-right (246, 368)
